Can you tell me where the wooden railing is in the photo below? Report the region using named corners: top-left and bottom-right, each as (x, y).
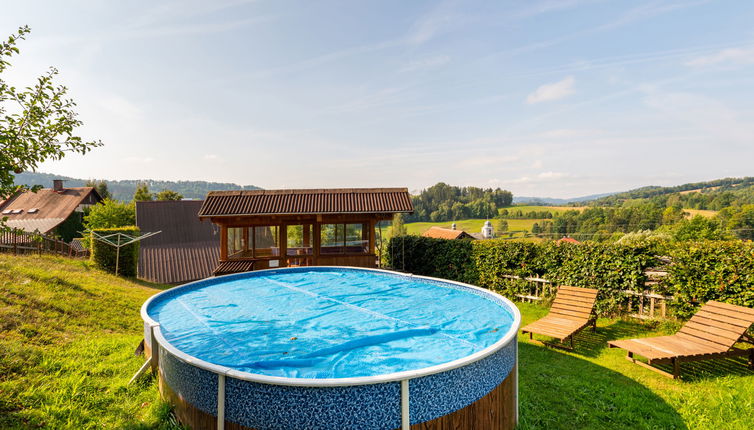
top-left (499, 271), bottom-right (675, 320)
top-left (0, 229), bottom-right (82, 257)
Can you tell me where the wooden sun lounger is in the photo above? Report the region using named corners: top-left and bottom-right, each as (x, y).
top-left (521, 285), bottom-right (599, 350)
top-left (608, 301), bottom-right (754, 379)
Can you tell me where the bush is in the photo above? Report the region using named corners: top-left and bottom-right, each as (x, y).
top-left (664, 240), bottom-right (754, 318)
top-left (90, 227), bottom-right (140, 277)
top-left (386, 236), bottom-right (754, 318)
top-left (387, 235), bottom-right (478, 284)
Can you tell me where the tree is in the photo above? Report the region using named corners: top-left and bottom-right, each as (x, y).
top-left (156, 189), bottom-right (183, 201)
top-left (667, 215), bottom-right (730, 241)
top-left (133, 182), bottom-right (153, 201)
top-left (83, 198), bottom-right (135, 229)
top-left (86, 179), bottom-right (111, 200)
top-left (1, 27), bottom-right (101, 211)
top-left (495, 218), bottom-right (508, 235)
top-left (391, 213), bottom-right (407, 237)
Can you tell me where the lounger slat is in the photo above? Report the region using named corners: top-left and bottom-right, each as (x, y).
top-left (681, 320), bottom-right (745, 343)
top-left (558, 285), bottom-right (599, 294)
top-left (549, 309), bottom-right (592, 320)
top-left (677, 326), bottom-right (737, 348)
top-left (701, 306), bottom-right (754, 324)
top-left (691, 315), bottom-right (751, 333)
top-left (550, 303), bottom-right (592, 319)
top-left (675, 333), bottom-right (731, 351)
top-left (695, 310), bottom-right (753, 328)
top-left (551, 298), bottom-right (595, 310)
top-left (556, 289), bottom-right (598, 300)
top-left (706, 301), bottom-right (754, 318)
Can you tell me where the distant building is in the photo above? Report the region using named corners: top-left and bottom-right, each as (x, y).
top-left (557, 237), bottom-right (581, 244)
top-left (0, 179), bottom-right (102, 241)
top-left (136, 200), bottom-right (220, 284)
top-left (481, 220), bottom-right (494, 239)
top-left (423, 226), bottom-right (476, 240)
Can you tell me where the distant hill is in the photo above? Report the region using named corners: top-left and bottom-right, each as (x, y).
top-left (584, 177), bottom-right (754, 209)
top-left (513, 192), bottom-right (617, 205)
top-left (13, 172), bottom-right (262, 201)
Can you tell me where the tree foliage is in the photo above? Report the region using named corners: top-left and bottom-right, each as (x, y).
top-left (0, 26), bottom-right (101, 205)
top-left (133, 183), bottom-right (153, 201)
top-left (155, 189), bottom-right (183, 201)
top-left (84, 198), bottom-right (135, 230)
top-left (85, 179), bottom-right (111, 200)
top-left (408, 182), bottom-right (513, 222)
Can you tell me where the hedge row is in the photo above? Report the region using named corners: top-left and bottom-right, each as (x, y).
top-left (387, 236), bottom-right (754, 318)
top-left (90, 226), bottom-right (140, 277)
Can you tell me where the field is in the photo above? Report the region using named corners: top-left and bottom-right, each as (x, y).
top-left (2, 254), bottom-right (752, 429)
top-left (684, 209), bottom-right (718, 218)
top-left (382, 205), bottom-right (585, 240)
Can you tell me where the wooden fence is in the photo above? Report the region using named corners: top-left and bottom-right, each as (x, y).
top-left (500, 270), bottom-right (674, 320)
top-left (0, 229), bottom-right (85, 258)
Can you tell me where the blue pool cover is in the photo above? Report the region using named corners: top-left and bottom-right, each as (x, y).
top-left (147, 268), bottom-right (514, 379)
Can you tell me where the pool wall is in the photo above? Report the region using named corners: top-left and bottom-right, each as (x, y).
top-left (142, 267), bottom-right (521, 430)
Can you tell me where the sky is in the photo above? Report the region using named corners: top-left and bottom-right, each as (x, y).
top-left (3, 0), bottom-right (754, 198)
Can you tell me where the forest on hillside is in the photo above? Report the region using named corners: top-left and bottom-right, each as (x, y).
top-left (406, 183), bottom-right (513, 222)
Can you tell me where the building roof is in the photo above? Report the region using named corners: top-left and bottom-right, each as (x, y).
top-left (136, 200), bottom-right (220, 284)
top-left (0, 187), bottom-right (100, 234)
top-left (198, 188), bottom-right (413, 217)
top-left (557, 237), bottom-right (581, 244)
top-left (422, 226), bottom-right (476, 240)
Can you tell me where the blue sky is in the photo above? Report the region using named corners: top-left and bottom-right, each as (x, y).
top-left (3, 0), bottom-right (754, 198)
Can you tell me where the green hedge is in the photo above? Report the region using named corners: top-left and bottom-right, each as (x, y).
top-left (664, 241), bottom-right (754, 318)
top-left (387, 236), bottom-right (754, 318)
top-left (90, 226), bottom-right (140, 277)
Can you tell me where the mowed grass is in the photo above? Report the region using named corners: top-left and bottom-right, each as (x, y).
top-left (1, 255), bottom-right (753, 429)
top-left (0, 254), bottom-right (178, 430)
top-left (517, 302), bottom-right (754, 429)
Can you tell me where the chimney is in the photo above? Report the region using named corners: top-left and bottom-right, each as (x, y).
top-left (53, 179), bottom-right (64, 192)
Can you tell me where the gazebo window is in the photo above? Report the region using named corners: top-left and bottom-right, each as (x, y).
top-left (253, 226), bottom-right (279, 257)
top-left (287, 224), bottom-right (313, 256)
top-left (321, 223), bottom-right (369, 254)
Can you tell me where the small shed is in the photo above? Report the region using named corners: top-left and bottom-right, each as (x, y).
top-left (422, 226), bottom-right (476, 240)
top-left (136, 200), bottom-right (220, 284)
top-left (198, 188), bottom-right (413, 274)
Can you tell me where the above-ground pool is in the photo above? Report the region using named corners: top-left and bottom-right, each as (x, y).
top-left (141, 267), bottom-right (521, 430)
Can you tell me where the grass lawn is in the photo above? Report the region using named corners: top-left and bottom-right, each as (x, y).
top-left (1, 254), bottom-right (752, 429)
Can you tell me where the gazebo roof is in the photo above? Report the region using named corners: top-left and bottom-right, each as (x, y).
top-left (198, 188), bottom-right (413, 217)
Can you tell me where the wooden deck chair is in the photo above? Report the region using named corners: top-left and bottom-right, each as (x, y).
top-left (521, 285), bottom-right (599, 350)
top-left (608, 301), bottom-right (754, 379)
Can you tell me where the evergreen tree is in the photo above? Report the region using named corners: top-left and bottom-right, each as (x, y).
top-left (133, 182), bottom-right (153, 201)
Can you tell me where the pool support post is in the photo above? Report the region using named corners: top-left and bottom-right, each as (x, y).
top-left (401, 379), bottom-right (410, 430)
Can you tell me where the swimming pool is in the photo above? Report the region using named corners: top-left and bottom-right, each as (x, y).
top-left (141, 267), bottom-right (520, 429)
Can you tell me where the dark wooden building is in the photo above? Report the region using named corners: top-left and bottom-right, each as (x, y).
top-left (136, 200), bottom-right (220, 284)
top-left (198, 188), bottom-right (413, 275)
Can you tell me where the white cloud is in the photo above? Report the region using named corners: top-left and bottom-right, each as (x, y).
top-left (203, 154), bottom-right (221, 161)
top-left (526, 76), bottom-right (575, 104)
top-left (685, 47), bottom-right (754, 67)
top-left (510, 171), bottom-right (569, 184)
top-left (531, 160), bottom-right (543, 169)
top-left (537, 128), bottom-right (602, 139)
top-left (459, 155), bottom-right (519, 168)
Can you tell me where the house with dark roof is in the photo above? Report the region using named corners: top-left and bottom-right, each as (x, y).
top-left (422, 226), bottom-right (476, 240)
top-left (136, 200), bottom-right (219, 284)
top-left (0, 180), bottom-right (102, 241)
top-left (198, 188), bottom-right (413, 275)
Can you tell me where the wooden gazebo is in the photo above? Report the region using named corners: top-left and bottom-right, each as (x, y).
top-left (198, 188), bottom-right (413, 275)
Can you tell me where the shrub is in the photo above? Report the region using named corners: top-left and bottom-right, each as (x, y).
top-left (663, 240), bottom-right (754, 318)
top-left (90, 226), bottom-right (140, 277)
